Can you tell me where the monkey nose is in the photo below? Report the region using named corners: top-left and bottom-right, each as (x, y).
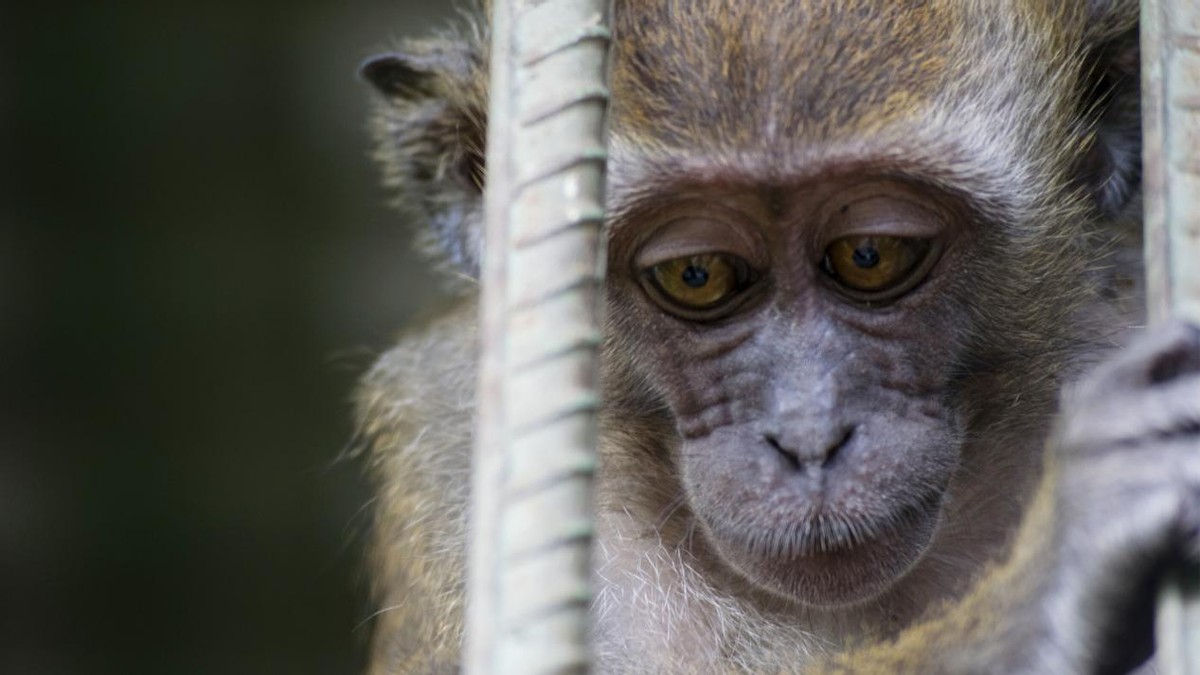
top-left (764, 426), bottom-right (854, 474)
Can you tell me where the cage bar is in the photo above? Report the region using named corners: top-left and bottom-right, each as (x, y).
top-left (1143, 0), bottom-right (1200, 672)
top-left (465, 0), bottom-right (611, 672)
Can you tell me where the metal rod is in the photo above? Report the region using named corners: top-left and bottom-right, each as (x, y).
top-left (1143, 0), bottom-right (1200, 672)
top-left (466, 0), bottom-right (611, 672)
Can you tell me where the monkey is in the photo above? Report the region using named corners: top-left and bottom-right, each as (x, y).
top-left (355, 0), bottom-right (1200, 672)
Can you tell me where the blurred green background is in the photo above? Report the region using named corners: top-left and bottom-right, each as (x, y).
top-left (2, 2), bottom-right (457, 673)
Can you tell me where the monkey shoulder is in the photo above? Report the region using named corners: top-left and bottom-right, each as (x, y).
top-left (358, 298), bottom-right (478, 675)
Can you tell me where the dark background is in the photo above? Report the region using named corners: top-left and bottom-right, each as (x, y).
top-left (2, 2), bottom-right (456, 673)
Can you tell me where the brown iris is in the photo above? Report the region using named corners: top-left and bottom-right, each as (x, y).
top-left (823, 236), bottom-right (930, 293)
top-left (649, 253), bottom-right (747, 310)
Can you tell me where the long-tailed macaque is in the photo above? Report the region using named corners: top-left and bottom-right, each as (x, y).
top-left (356, 1), bottom-right (1200, 672)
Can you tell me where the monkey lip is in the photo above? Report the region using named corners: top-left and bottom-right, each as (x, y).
top-left (705, 490), bottom-right (945, 607)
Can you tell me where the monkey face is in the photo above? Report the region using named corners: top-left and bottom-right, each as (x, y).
top-left (606, 177), bottom-right (972, 606)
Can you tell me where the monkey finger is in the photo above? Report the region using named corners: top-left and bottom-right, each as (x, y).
top-left (1075, 321), bottom-right (1200, 399)
top-left (1058, 374), bottom-right (1200, 453)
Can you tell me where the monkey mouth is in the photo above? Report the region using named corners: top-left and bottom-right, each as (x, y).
top-left (703, 489), bottom-right (945, 607)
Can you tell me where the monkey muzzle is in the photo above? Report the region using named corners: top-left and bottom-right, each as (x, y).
top-left (680, 422), bottom-right (955, 607)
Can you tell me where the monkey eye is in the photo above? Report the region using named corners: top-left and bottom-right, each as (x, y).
top-left (821, 236), bottom-right (932, 296)
top-left (645, 253), bottom-right (755, 316)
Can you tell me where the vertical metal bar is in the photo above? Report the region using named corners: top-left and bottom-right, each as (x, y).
top-left (467, 0), bottom-right (611, 672)
top-left (1142, 0), bottom-right (1200, 326)
top-left (1144, 0), bottom-right (1200, 672)
top-left (465, 0), bottom-right (513, 669)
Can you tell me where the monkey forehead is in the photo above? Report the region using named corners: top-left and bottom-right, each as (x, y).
top-left (608, 0), bottom-right (1086, 189)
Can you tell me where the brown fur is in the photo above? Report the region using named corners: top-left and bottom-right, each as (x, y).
top-left (357, 1), bottom-right (1146, 672)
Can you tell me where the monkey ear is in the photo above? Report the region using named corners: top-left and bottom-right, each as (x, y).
top-left (1076, 16), bottom-right (1141, 218)
top-left (360, 53), bottom-right (441, 99)
top-left (363, 40), bottom-right (488, 279)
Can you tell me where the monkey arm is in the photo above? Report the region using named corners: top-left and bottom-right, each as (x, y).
top-left (826, 322), bottom-right (1200, 675)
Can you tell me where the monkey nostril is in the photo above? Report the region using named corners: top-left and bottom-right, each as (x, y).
top-left (765, 434), bottom-right (801, 471)
top-left (826, 426), bottom-right (853, 468)
top-left (765, 426), bottom-right (854, 472)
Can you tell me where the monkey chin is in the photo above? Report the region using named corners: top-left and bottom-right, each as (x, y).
top-left (704, 491), bottom-right (944, 608)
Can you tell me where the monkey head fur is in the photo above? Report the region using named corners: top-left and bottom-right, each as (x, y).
top-left (359, 0), bottom-right (1143, 671)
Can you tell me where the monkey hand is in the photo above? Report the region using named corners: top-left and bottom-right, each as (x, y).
top-left (1046, 320), bottom-right (1200, 674)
